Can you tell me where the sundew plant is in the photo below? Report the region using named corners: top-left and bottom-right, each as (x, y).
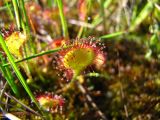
top-left (0, 0), bottom-right (160, 120)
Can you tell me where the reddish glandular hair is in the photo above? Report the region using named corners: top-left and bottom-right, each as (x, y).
top-left (55, 37), bottom-right (106, 81)
top-left (1, 24), bottom-right (14, 39)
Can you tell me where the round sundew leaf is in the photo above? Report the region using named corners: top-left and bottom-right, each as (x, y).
top-left (36, 93), bottom-right (65, 112)
top-left (63, 48), bottom-right (95, 74)
top-left (5, 32), bottom-right (26, 58)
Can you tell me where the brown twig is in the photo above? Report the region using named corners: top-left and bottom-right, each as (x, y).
top-left (75, 80), bottom-right (107, 120)
top-left (4, 92), bottom-right (41, 117)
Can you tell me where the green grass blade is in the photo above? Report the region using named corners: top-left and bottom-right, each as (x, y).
top-left (18, 0), bottom-right (35, 80)
top-left (100, 0), bottom-right (106, 32)
top-left (91, 0), bottom-right (112, 27)
top-left (100, 31), bottom-right (126, 39)
top-left (129, 1), bottom-right (154, 31)
top-left (19, 0), bottom-right (36, 54)
top-left (11, 0), bottom-right (21, 30)
top-left (131, 4), bottom-right (138, 22)
top-left (104, 0), bottom-right (112, 8)
top-left (19, 0), bottom-right (30, 34)
top-left (0, 53), bottom-right (19, 96)
top-left (56, 0), bottom-right (69, 39)
top-left (3, 46), bottom-right (67, 67)
top-left (47, 0), bottom-right (53, 8)
top-left (0, 33), bottom-right (40, 109)
top-left (4, 0), bottom-right (14, 20)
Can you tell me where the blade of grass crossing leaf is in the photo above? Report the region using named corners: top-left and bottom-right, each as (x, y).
top-left (100, 31), bottom-right (126, 39)
top-left (0, 34), bottom-right (40, 109)
top-left (3, 46), bottom-right (69, 67)
top-left (0, 53), bottom-right (19, 96)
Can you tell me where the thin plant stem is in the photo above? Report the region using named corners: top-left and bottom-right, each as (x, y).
top-left (56, 73), bottom-right (78, 94)
top-left (11, 0), bottom-right (21, 30)
top-left (77, 0), bottom-right (87, 38)
top-left (19, 0), bottom-right (35, 54)
top-left (0, 82), bottom-right (8, 100)
top-left (4, 0), bottom-right (14, 20)
top-left (77, 26), bottom-right (84, 38)
top-left (19, 0), bottom-right (30, 34)
top-left (100, 0), bottom-right (106, 33)
top-left (100, 31), bottom-right (126, 39)
top-left (56, 0), bottom-right (69, 39)
top-left (18, 0), bottom-right (35, 82)
top-left (3, 46), bottom-right (70, 67)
